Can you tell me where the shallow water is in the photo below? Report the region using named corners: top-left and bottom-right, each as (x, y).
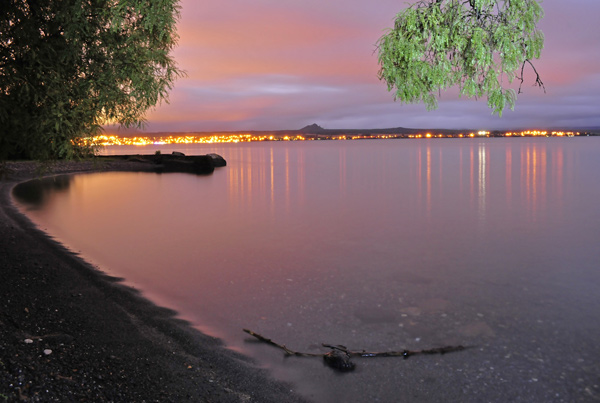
top-left (14, 138), bottom-right (600, 402)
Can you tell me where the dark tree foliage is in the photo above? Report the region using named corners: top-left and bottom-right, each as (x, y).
top-left (0, 0), bottom-right (182, 160)
top-left (377, 0), bottom-right (544, 116)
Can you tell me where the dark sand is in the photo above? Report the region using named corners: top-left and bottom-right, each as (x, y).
top-left (0, 159), bottom-right (307, 402)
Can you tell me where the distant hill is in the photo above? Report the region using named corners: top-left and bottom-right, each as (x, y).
top-left (298, 124), bottom-right (463, 136)
top-left (299, 123), bottom-right (326, 133)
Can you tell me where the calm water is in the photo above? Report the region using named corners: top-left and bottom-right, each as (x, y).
top-left (13, 139), bottom-right (600, 402)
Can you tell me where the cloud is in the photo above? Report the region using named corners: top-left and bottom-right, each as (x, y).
top-left (139, 0), bottom-right (600, 131)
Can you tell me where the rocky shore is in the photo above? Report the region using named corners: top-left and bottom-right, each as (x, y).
top-left (0, 159), bottom-right (307, 402)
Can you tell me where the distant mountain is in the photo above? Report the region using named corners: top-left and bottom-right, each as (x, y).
top-left (298, 123), bottom-right (460, 136)
top-left (299, 123), bottom-right (326, 133)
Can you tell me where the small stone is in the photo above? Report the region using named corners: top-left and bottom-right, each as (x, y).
top-left (400, 307), bottom-right (421, 316)
top-left (24, 339), bottom-right (33, 344)
top-left (43, 349), bottom-right (52, 355)
top-left (323, 349), bottom-right (355, 371)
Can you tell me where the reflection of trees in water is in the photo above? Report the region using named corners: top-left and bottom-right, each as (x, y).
top-left (13, 175), bottom-right (73, 208)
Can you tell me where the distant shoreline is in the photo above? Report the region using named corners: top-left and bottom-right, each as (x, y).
top-left (103, 122), bottom-right (600, 139)
top-left (92, 128), bottom-right (599, 148)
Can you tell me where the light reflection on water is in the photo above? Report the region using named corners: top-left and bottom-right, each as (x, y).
top-left (14, 139), bottom-right (600, 402)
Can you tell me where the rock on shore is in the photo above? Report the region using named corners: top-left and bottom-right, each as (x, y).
top-left (100, 152), bottom-right (227, 174)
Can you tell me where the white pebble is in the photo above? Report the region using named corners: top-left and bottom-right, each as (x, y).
top-left (43, 349), bottom-right (52, 355)
top-left (24, 339), bottom-right (33, 344)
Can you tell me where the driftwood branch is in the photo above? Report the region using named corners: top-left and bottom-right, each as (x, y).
top-left (243, 328), bottom-right (321, 357)
top-left (243, 328), bottom-right (466, 372)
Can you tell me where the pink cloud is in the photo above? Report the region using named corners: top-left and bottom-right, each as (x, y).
top-left (138, 0), bottom-right (600, 131)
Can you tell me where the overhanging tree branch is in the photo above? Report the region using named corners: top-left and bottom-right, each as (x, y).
top-left (0, 0), bottom-right (183, 160)
top-left (377, 0), bottom-right (545, 116)
top-left (518, 59), bottom-right (546, 94)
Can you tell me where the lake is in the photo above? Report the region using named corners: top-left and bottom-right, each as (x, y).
top-left (13, 138), bottom-right (600, 402)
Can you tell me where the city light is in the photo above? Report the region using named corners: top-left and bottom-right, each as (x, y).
top-left (81, 129), bottom-right (589, 147)
top-left (88, 133), bottom-right (307, 146)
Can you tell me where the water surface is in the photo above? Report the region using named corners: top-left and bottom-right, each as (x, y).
top-left (14, 139), bottom-right (600, 402)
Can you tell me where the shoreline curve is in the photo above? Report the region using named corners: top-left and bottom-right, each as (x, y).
top-left (0, 159), bottom-right (307, 402)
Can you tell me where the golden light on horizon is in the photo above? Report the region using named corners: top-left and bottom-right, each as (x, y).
top-left (80, 129), bottom-right (587, 148)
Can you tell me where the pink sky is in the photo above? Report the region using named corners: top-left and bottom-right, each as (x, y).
top-left (138, 0), bottom-right (600, 132)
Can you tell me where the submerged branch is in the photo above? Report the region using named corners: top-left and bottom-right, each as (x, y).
top-left (242, 329), bottom-right (321, 357)
top-left (243, 328), bottom-right (467, 372)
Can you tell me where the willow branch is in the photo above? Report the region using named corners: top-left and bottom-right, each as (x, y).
top-left (518, 59), bottom-right (546, 94)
